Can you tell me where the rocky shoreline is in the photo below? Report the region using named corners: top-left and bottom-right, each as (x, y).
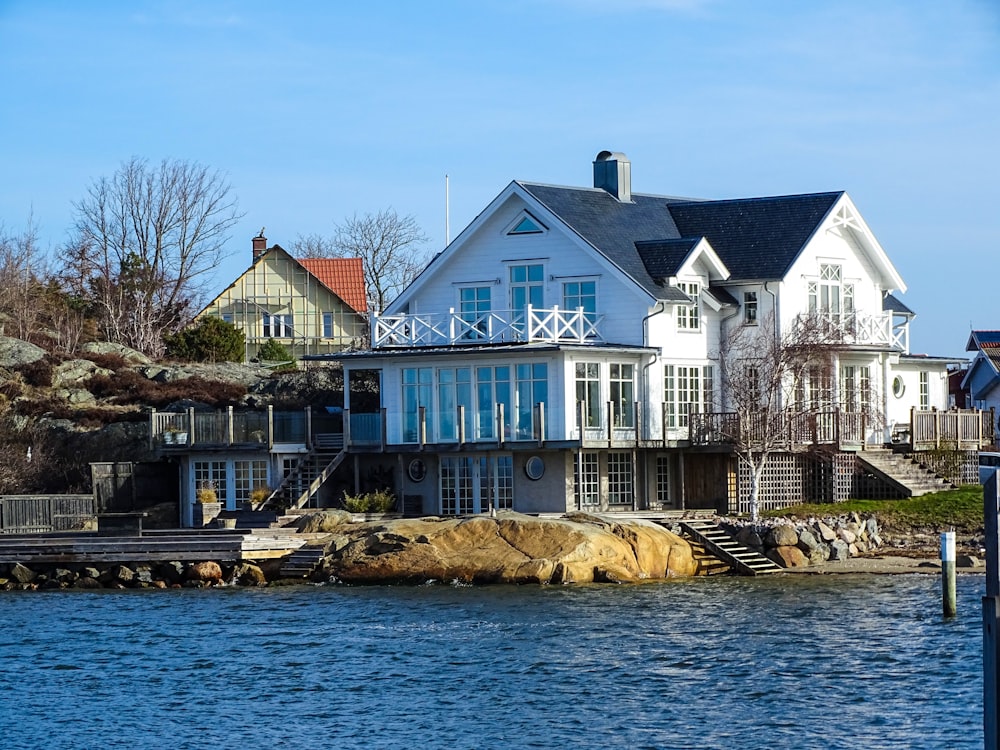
top-left (0, 510), bottom-right (985, 590)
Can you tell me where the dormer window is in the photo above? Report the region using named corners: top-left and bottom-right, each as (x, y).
top-left (677, 282), bottom-right (700, 331)
top-left (507, 212), bottom-right (546, 235)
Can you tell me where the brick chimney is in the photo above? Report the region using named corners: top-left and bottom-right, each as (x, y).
top-left (252, 228), bottom-right (267, 261)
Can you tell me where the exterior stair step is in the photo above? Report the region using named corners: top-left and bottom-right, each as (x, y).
top-left (279, 541), bottom-right (332, 578)
top-left (675, 520), bottom-right (783, 576)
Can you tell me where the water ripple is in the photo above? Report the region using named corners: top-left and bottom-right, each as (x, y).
top-left (0, 575), bottom-right (985, 749)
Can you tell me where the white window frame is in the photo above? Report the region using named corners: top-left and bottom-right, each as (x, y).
top-left (677, 282), bottom-right (700, 331)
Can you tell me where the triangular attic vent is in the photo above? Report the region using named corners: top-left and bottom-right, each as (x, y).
top-left (508, 213), bottom-right (545, 235)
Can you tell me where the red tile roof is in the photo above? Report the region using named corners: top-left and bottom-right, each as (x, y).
top-left (299, 257), bottom-right (367, 313)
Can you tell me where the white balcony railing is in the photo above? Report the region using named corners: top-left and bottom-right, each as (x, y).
top-left (794, 311), bottom-right (905, 350)
top-left (373, 306), bottom-right (603, 348)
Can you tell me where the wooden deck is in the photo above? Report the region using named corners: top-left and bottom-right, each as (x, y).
top-left (0, 528), bottom-right (309, 565)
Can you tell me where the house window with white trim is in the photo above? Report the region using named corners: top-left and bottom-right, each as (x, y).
top-left (664, 364), bottom-right (714, 428)
top-left (677, 282), bottom-right (700, 330)
top-left (743, 292), bottom-right (758, 325)
top-left (510, 264), bottom-right (544, 315)
top-left (575, 362), bottom-right (601, 428)
top-left (610, 363), bottom-right (635, 427)
top-left (440, 457), bottom-right (474, 515)
top-left (194, 460), bottom-right (227, 505)
top-left (608, 452), bottom-right (633, 506)
top-left (656, 456), bottom-right (670, 507)
top-left (575, 452), bottom-right (599, 508)
top-left (234, 460), bottom-right (268, 508)
top-left (263, 313), bottom-right (293, 338)
top-left (841, 365), bottom-right (871, 412)
top-left (459, 286), bottom-right (491, 340)
top-left (920, 371), bottom-right (930, 409)
top-left (563, 280), bottom-right (596, 319)
top-left (479, 455), bottom-right (513, 511)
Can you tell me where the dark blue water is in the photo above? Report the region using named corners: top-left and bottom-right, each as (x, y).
top-left (0, 574), bottom-right (984, 749)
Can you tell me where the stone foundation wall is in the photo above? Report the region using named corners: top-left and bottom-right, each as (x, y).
top-left (0, 559), bottom-right (276, 591)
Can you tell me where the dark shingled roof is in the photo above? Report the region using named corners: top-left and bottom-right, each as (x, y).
top-left (667, 193), bottom-right (843, 279)
top-left (519, 182), bottom-right (844, 297)
top-left (882, 293), bottom-right (914, 316)
top-left (519, 183), bottom-right (689, 301)
top-left (634, 238), bottom-right (703, 281)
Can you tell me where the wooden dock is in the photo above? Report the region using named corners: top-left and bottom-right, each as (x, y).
top-left (0, 528), bottom-right (309, 565)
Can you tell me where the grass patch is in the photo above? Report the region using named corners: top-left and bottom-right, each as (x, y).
top-left (763, 485), bottom-right (984, 533)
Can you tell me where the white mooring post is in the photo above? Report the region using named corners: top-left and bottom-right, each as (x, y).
top-left (942, 530), bottom-right (956, 617)
top-left (984, 473), bottom-right (1000, 749)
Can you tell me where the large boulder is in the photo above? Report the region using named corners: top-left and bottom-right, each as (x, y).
top-left (0, 336), bottom-right (46, 368)
top-left (81, 341), bottom-right (152, 365)
top-left (327, 512), bottom-right (697, 585)
top-left (53, 359), bottom-right (114, 387)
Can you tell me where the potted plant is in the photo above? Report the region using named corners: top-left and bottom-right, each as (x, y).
top-left (248, 485), bottom-right (272, 508)
top-left (192, 482), bottom-right (222, 527)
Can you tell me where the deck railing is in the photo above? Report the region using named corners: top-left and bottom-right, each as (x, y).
top-left (690, 408), bottom-right (993, 451)
top-left (372, 305), bottom-right (604, 348)
top-left (150, 406), bottom-right (312, 449)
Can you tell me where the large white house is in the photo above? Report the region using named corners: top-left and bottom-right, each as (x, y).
top-left (311, 151), bottom-right (975, 516)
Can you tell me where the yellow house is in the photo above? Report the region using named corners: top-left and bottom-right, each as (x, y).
top-left (198, 232), bottom-right (368, 361)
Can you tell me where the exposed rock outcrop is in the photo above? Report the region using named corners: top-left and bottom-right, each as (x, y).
top-left (323, 512), bottom-right (697, 584)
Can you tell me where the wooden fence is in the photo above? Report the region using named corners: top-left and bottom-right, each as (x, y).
top-left (0, 495), bottom-right (95, 534)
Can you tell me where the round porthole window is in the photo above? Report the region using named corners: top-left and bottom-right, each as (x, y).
top-left (892, 376), bottom-right (905, 398)
top-left (408, 459), bottom-right (426, 482)
top-left (525, 456), bottom-right (545, 481)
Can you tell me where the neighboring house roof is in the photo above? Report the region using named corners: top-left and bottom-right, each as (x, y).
top-left (967, 330), bottom-right (1000, 352)
top-left (883, 293), bottom-right (914, 316)
top-left (518, 182), bottom-right (846, 294)
top-left (960, 331), bottom-right (1000, 397)
top-left (298, 257), bottom-right (368, 314)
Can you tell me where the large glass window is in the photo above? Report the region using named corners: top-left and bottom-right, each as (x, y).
top-left (516, 362), bottom-right (548, 440)
top-left (476, 366), bottom-right (511, 441)
top-left (664, 364), bottom-right (714, 428)
top-left (575, 362), bottom-right (601, 428)
top-left (677, 282), bottom-right (700, 330)
top-left (437, 367), bottom-right (473, 442)
top-left (610, 363), bottom-right (635, 427)
top-left (402, 367), bottom-right (433, 443)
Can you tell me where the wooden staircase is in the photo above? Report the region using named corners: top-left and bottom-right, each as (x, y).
top-left (856, 448), bottom-right (955, 497)
top-left (255, 433), bottom-right (346, 512)
top-left (678, 520), bottom-right (783, 576)
top-left (279, 541), bottom-right (332, 578)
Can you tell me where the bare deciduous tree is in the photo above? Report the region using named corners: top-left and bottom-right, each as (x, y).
top-left (293, 208), bottom-right (429, 315)
top-left (60, 157), bottom-right (243, 356)
top-left (715, 313), bottom-right (883, 520)
top-left (0, 216), bottom-right (48, 341)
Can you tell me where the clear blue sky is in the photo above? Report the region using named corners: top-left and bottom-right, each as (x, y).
top-left (1, 0), bottom-right (997, 358)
